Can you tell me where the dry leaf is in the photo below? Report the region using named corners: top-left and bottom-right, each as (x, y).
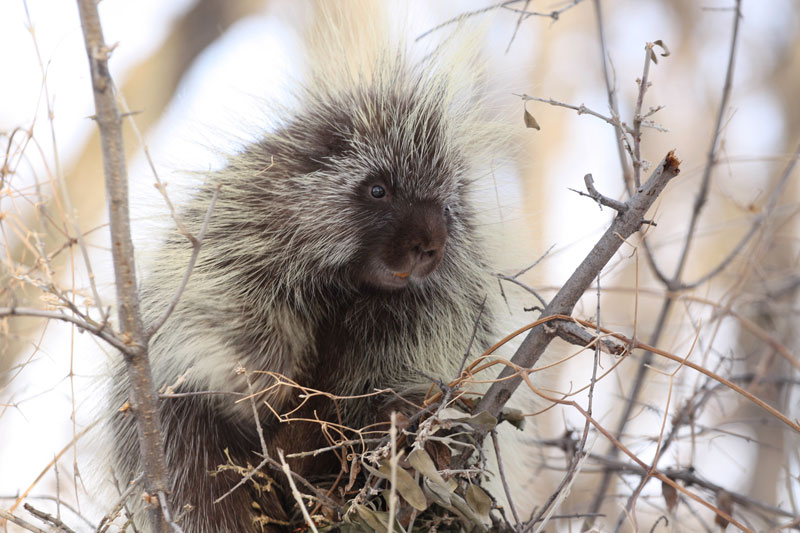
top-left (715, 490), bottom-right (734, 529)
top-left (523, 106), bottom-right (541, 130)
top-left (465, 484), bottom-right (492, 522)
top-left (353, 504), bottom-right (389, 531)
top-left (379, 461), bottom-right (428, 511)
top-left (653, 39), bottom-right (670, 57)
top-left (501, 407), bottom-right (526, 430)
top-left (408, 448), bottom-right (448, 487)
top-left (425, 440), bottom-right (452, 470)
top-left (661, 480), bottom-right (678, 512)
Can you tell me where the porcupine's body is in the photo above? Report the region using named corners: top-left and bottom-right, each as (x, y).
top-left (108, 18), bottom-right (504, 533)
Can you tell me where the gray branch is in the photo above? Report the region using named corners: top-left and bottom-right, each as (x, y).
top-left (75, 0), bottom-right (170, 529)
top-left (473, 151), bottom-right (680, 426)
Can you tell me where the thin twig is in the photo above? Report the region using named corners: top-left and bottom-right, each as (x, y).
top-left (23, 503), bottom-right (76, 533)
top-left (157, 491), bottom-right (184, 533)
top-left (416, 0), bottom-right (586, 42)
top-left (458, 296), bottom-right (487, 377)
top-left (278, 450), bottom-right (318, 533)
top-left (0, 306), bottom-right (128, 352)
top-left (632, 42), bottom-right (657, 188)
top-left (213, 366), bottom-right (271, 506)
top-left (387, 412), bottom-right (398, 533)
top-left (147, 186), bottom-right (219, 338)
top-left (23, 3), bottom-right (107, 323)
top-left (527, 277), bottom-right (604, 533)
top-left (570, 173), bottom-right (628, 213)
top-left (212, 457), bottom-right (269, 506)
top-left (505, 0), bottom-right (530, 53)
top-left (97, 472), bottom-right (144, 532)
top-left (589, 1), bottom-right (744, 516)
top-left (516, 93), bottom-right (629, 132)
top-left (518, 377), bottom-right (750, 531)
top-left (592, 0), bottom-right (633, 190)
top-left (0, 510), bottom-right (48, 533)
top-left (676, 143), bottom-right (800, 291)
top-left (554, 453), bottom-right (800, 521)
top-left (491, 429), bottom-right (522, 530)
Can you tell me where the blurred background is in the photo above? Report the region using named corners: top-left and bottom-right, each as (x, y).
top-left (1, 0), bottom-right (799, 531)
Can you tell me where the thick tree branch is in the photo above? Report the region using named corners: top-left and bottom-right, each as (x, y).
top-left (75, 0), bottom-right (169, 529)
top-left (473, 151), bottom-right (680, 425)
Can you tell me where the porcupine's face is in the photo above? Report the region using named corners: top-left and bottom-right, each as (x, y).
top-left (282, 86), bottom-right (466, 293)
top-left (353, 174), bottom-right (451, 291)
top-left (346, 112), bottom-right (460, 292)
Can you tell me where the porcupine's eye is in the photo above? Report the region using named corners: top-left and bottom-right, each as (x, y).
top-left (443, 205), bottom-right (451, 216)
top-left (370, 185), bottom-right (386, 199)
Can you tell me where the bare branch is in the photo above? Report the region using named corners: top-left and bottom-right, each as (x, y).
top-left (672, 1), bottom-right (742, 281)
top-left (569, 173), bottom-right (628, 213)
top-left (590, 1), bottom-right (744, 515)
top-left (0, 510), bottom-right (48, 533)
top-left (278, 450), bottom-right (319, 533)
top-left (23, 503), bottom-right (77, 533)
top-left (97, 472), bottom-right (144, 533)
top-left (147, 185), bottom-right (220, 339)
top-left (75, 0), bottom-right (170, 528)
top-left (474, 151), bottom-right (680, 422)
top-left (592, 0), bottom-right (633, 190)
top-left (491, 429), bottom-right (522, 530)
top-left (0, 306), bottom-right (128, 352)
top-left (631, 41), bottom-right (667, 187)
top-left (677, 143), bottom-right (800, 291)
top-left (156, 491), bottom-right (184, 533)
top-left (416, 0), bottom-right (586, 41)
top-left (516, 93), bottom-right (628, 132)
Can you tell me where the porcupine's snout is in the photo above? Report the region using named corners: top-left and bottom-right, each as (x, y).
top-left (365, 201), bottom-right (448, 291)
top-left (394, 201), bottom-right (447, 277)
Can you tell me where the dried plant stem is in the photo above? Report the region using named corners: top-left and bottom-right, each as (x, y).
top-left (0, 510), bottom-right (47, 533)
top-left (387, 412), bottom-right (398, 533)
top-left (278, 450), bottom-right (318, 533)
top-left (491, 429), bottom-right (522, 530)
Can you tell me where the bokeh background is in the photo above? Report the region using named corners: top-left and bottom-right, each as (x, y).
top-left (2, 1), bottom-right (799, 531)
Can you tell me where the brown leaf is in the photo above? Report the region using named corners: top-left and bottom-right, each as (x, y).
top-left (714, 490), bottom-right (734, 529)
top-left (653, 39), bottom-right (670, 57)
top-left (425, 440), bottom-right (452, 470)
top-left (661, 480), bottom-right (678, 512)
top-left (523, 104), bottom-right (540, 130)
top-left (344, 456), bottom-right (361, 493)
top-left (393, 411), bottom-right (411, 432)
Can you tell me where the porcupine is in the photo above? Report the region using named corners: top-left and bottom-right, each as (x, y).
top-left (107, 12), bottom-right (508, 533)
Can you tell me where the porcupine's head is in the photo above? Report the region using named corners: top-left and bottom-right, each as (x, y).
top-left (202, 48), bottom-right (495, 303)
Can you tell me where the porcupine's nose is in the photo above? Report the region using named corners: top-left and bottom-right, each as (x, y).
top-left (403, 203), bottom-right (447, 277)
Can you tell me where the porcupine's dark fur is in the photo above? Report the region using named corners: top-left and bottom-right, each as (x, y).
top-left (108, 18), bottom-right (505, 533)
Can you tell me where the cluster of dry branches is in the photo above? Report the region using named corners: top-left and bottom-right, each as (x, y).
top-left (2, 0), bottom-right (799, 532)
